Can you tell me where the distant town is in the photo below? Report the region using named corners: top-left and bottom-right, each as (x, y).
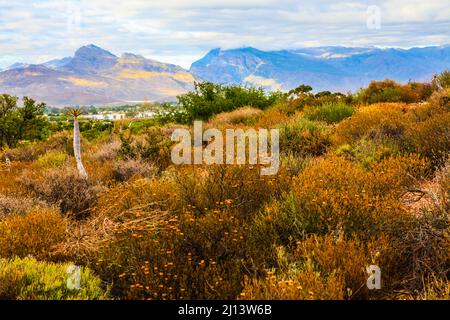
top-left (44, 102), bottom-right (175, 121)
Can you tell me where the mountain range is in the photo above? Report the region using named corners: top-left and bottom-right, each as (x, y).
top-left (0, 45), bottom-right (195, 106)
top-left (1, 44), bottom-right (449, 107)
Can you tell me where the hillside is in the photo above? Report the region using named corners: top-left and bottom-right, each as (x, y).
top-left (0, 45), bottom-right (196, 106)
top-left (190, 45), bottom-right (450, 92)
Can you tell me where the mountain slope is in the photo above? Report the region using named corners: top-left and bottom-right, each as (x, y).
top-left (2, 44), bottom-right (450, 106)
top-left (0, 44), bottom-right (196, 106)
top-left (190, 46), bottom-right (450, 92)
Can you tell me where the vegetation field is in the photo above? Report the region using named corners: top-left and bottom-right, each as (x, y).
top-left (0, 73), bottom-right (449, 300)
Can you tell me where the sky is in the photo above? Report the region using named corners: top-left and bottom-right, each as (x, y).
top-left (0, 0), bottom-right (449, 69)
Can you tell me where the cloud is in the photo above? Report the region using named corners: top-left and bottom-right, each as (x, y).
top-left (0, 0), bottom-right (449, 69)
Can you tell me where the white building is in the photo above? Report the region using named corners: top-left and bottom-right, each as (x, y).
top-left (83, 113), bottom-right (126, 121)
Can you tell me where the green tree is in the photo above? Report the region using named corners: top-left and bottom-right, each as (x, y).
top-left (0, 94), bottom-right (48, 148)
top-left (177, 82), bottom-right (282, 122)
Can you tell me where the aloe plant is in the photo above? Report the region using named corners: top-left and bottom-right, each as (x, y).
top-left (68, 108), bottom-right (88, 179)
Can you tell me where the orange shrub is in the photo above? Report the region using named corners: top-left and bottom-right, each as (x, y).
top-left (240, 268), bottom-right (344, 300)
top-left (253, 155), bottom-right (425, 243)
top-left (89, 207), bottom-right (248, 300)
top-left (172, 164), bottom-right (290, 218)
top-left (209, 107), bottom-right (263, 127)
top-left (404, 112), bottom-right (450, 168)
top-left (334, 103), bottom-right (412, 145)
top-left (0, 208), bottom-right (67, 261)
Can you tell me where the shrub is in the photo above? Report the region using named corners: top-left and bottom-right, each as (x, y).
top-left (419, 276), bottom-right (450, 300)
top-left (293, 235), bottom-right (386, 299)
top-left (252, 155), bottom-right (425, 244)
top-left (119, 128), bottom-right (173, 171)
top-left (358, 80), bottom-right (421, 104)
top-left (37, 151), bottom-right (67, 168)
top-left (335, 139), bottom-right (399, 169)
top-left (209, 107), bottom-right (263, 127)
top-left (3, 131), bottom-right (71, 162)
top-left (177, 82), bottom-right (282, 122)
top-left (0, 208), bottom-right (67, 260)
top-left (19, 166), bottom-right (104, 218)
top-left (254, 106), bottom-right (290, 128)
top-left (334, 103), bottom-right (412, 145)
top-left (91, 138), bottom-right (121, 162)
top-left (0, 195), bottom-right (46, 217)
top-left (91, 208), bottom-right (247, 300)
top-left (112, 159), bottom-right (157, 182)
top-left (383, 210), bottom-right (450, 296)
top-left (0, 257), bottom-right (107, 300)
top-left (242, 235), bottom-right (389, 300)
top-left (279, 118), bottom-right (331, 156)
top-left (404, 112), bottom-right (450, 168)
top-left (172, 164), bottom-right (290, 218)
top-left (305, 102), bottom-right (355, 124)
top-left (240, 267), bottom-right (344, 300)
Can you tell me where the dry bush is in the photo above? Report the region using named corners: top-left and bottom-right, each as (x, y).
top-left (97, 209), bottom-right (248, 300)
top-left (209, 107), bottom-right (263, 127)
top-left (0, 195), bottom-right (46, 217)
top-left (0, 208), bottom-right (67, 261)
top-left (280, 153), bottom-right (312, 177)
top-left (112, 158), bottom-right (157, 182)
top-left (293, 235), bottom-right (389, 299)
top-left (240, 267), bottom-right (344, 300)
top-left (3, 131), bottom-right (71, 162)
top-left (172, 164), bottom-right (290, 219)
top-left (254, 107), bottom-right (290, 128)
top-left (19, 166), bottom-right (104, 218)
top-left (119, 128), bottom-right (173, 172)
top-left (380, 211), bottom-right (450, 297)
top-left (426, 88), bottom-right (450, 111)
top-left (57, 173), bottom-right (263, 300)
top-left (60, 177), bottom-right (249, 299)
top-left (252, 155), bottom-right (426, 246)
top-left (436, 160), bottom-right (450, 213)
top-left (404, 112), bottom-right (450, 168)
top-left (334, 103), bottom-right (412, 145)
top-left (56, 177), bottom-right (175, 260)
top-left (418, 276), bottom-right (450, 300)
top-left (279, 117), bottom-right (331, 156)
top-left (91, 137), bottom-right (121, 162)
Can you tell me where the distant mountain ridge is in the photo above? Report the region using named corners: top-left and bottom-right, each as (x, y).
top-left (1, 44), bottom-right (449, 106)
top-left (190, 45), bottom-right (450, 92)
top-left (0, 44), bottom-right (196, 106)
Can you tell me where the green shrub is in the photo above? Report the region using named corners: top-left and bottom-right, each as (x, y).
top-left (279, 118), bottom-right (331, 156)
top-left (305, 102), bottom-right (355, 124)
top-left (0, 257), bottom-right (107, 300)
top-left (37, 151), bottom-right (67, 168)
top-left (177, 82), bottom-right (282, 122)
top-left (336, 139), bottom-right (399, 169)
